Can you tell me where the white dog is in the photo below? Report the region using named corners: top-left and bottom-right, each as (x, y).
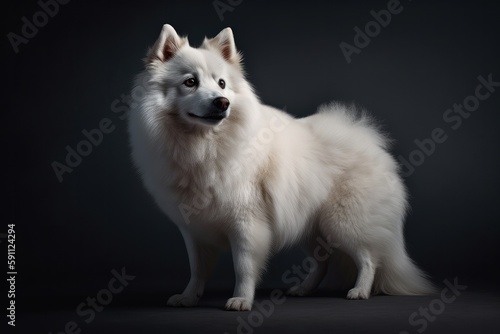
top-left (128, 24), bottom-right (435, 311)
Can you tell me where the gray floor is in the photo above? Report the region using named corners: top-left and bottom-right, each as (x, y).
top-left (22, 288), bottom-right (500, 334)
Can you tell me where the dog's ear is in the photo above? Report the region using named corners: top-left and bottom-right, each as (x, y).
top-left (146, 24), bottom-right (185, 64)
top-left (205, 27), bottom-right (240, 64)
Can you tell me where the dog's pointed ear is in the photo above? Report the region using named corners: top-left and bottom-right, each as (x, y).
top-left (205, 27), bottom-right (240, 64)
top-left (146, 24), bottom-right (184, 64)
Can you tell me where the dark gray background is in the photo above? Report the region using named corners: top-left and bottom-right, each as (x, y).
top-left (3, 0), bottom-right (500, 332)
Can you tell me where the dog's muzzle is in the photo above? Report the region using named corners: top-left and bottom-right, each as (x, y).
top-left (187, 97), bottom-right (230, 124)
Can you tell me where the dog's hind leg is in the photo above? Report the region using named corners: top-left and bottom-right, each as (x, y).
top-left (344, 247), bottom-right (375, 299)
top-left (286, 237), bottom-right (331, 296)
top-left (167, 229), bottom-right (218, 307)
top-left (318, 189), bottom-right (377, 300)
top-left (324, 227), bottom-right (376, 300)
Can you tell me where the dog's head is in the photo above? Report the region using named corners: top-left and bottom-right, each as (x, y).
top-left (140, 24), bottom-right (245, 128)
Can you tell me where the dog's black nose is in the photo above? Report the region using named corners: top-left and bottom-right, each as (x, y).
top-left (213, 97), bottom-right (230, 112)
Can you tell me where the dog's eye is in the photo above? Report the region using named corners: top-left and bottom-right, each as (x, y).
top-left (184, 78), bottom-right (197, 88)
top-left (218, 79), bottom-right (226, 89)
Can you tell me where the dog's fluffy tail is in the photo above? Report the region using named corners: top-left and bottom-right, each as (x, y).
top-left (373, 244), bottom-right (436, 295)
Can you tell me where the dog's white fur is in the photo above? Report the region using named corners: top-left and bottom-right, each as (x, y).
top-left (128, 24), bottom-right (435, 311)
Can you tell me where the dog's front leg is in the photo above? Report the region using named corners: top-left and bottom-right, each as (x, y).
top-left (167, 228), bottom-right (218, 307)
top-left (225, 221), bottom-right (272, 311)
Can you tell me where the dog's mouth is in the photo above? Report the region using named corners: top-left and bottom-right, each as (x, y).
top-left (187, 112), bottom-right (226, 124)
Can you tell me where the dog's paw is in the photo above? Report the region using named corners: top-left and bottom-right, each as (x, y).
top-left (286, 285), bottom-right (310, 297)
top-left (167, 294), bottom-right (199, 307)
top-left (225, 297), bottom-right (252, 311)
top-left (346, 288), bottom-right (370, 300)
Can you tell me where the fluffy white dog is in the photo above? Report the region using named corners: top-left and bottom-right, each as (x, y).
top-left (128, 24), bottom-right (435, 311)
